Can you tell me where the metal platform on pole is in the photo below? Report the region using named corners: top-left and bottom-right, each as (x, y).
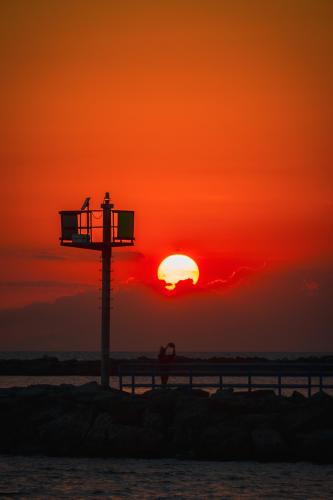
top-left (59, 193), bottom-right (135, 388)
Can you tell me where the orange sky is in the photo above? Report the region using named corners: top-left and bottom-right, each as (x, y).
top-left (1, 1), bottom-right (332, 350)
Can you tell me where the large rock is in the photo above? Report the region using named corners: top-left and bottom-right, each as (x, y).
top-left (83, 412), bottom-right (164, 457)
top-left (174, 388), bottom-right (210, 399)
top-left (143, 408), bottom-right (165, 433)
top-left (0, 387), bottom-right (77, 454)
top-left (310, 391), bottom-right (332, 403)
top-left (141, 389), bottom-right (183, 425)
top-left (295, 429), bottom-right (333, 462)
top-left (209, 392), bottom-right (253, 415)
top-left (289, 390), bottom-right (307, 404)
top-left (143, 387), bottom-right (209, 400)
top-left (69, 382), bottom-right (106, 402)
top-left (252, 428), bottom-right (287, 459)
top-left (211, 388), bottom-right (234, 399)
top-left (104, 397), bottom-right (148, 425)
top-left (38, 407), bottom-right (95, 454)
top-left (281, 406), bottom-right (326, 434)
top-left (171, 399), bottom-right (213, 452)
top-left (235, 413), bottom-right (277, 431)
top-left (197, 424), bottom-right (251, 460)
top-left (16, 384), bottom-right (60, 398)
top-left (92, 391), bottom-right (128, 413)
top-left (0, 399), bottom-right (32, 452)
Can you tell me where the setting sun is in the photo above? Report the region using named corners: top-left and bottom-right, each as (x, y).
top-left (157, 254), bottom-right (199, 291)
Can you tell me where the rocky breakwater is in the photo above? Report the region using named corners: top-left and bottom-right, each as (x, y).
top-left (0, 383), bottom-right (333, 462)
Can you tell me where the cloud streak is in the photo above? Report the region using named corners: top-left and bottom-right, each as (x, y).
top-left (0, 280), bottom-right (95, 289)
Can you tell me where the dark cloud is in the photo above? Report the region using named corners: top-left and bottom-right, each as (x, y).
top-left (0, 247), bottom-right (99, 262)
top-left (30, 251), bottom-right (66, 261)
top-left (0, 293), bottom-right (99, 350)
top-left (0, 263), bottom-right (332, 351)
top-left (0, 248), bottom-right (68, 261)
top-left (0, 281), bottom-right (94, 289)
top-left (205, 264), bottom-right (267, 291)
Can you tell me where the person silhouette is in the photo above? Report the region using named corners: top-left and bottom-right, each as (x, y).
top-left (158, 342), bottom-right (176, 386)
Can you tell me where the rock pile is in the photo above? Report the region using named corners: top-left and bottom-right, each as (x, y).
top-left (1, 383), bottom-right (333, 462)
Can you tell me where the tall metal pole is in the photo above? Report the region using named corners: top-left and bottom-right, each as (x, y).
top-left (101, 192), bottom-right (113, 388)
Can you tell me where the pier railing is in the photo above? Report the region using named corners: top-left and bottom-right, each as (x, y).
top-left (117, 362), bottom-right (333, 395)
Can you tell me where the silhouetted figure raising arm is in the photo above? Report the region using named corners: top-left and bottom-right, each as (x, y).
top-left (158, 343), bottom-right (176, 386)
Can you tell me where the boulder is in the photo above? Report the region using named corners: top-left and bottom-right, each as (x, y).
top-left (0, 389), bottom-right (77, 454)
top-left (143, 408), bottom-right (165, 433)
top-left (173, 387), bottom-right (210, 399)
top-left (92, 390), bottom-right (130, 413)
top-left (236, 413), bottom-right (276, 431)
top-left (104, 397), bottom-right (148, 425)
top-left (209, 390), bottom-right (287, 419)
top-left (28, 393), bottom-right (76, 426)
top-left (281, 406), bottom-right (325, 434)
top-left (171, 400), bottom-right (213, 451)
top-left (290, 390), bottom-right (307, 404)
top-left (141, 389), bottom-right (182, 423)
top-left (252, 428), bottom-right (287, 459)
top-left (310, 391), bottom-right (332, 403)
top-left (83, 412), bottom-right (164, 456)
top-left (249, 390), bottom-right (277, 398)
top-left (0, 403), bottom-right (23, 452)
top-left (210, 391), bottom-right (259, 414)
top-left (74, 381), bottom-right (101, 392)
top-left (197, 424), bottom-right (251, 460)
top-left (295, 429), bottom-right (333, 462)
top-left (38, 407), bottom-right (95, 454)
top-left (82, 412), bottom-right (112, 454)
top-left (69, 382), bottom-right (105, 402)
top-left (16, 384), bottom-right (58, 398)
top-left (211, 388), bottom-right (234, 399)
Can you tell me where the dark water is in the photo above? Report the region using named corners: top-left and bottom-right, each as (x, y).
top-left (1, 455), bottom-right (333, 499)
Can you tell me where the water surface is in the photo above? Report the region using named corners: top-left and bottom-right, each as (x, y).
top-left (1, 456), bottom-right (333, 499)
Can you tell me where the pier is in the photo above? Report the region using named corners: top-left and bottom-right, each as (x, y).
top-left (117, 361), bottom-right (333, 395)
top-left (1, 357), bottom-right (333, 397)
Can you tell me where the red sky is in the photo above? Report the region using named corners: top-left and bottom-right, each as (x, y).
top-left (1, 1), bottom-right (332, 351)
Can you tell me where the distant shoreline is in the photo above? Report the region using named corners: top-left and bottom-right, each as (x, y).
top-left (1, 354), bottom-right (333, 376)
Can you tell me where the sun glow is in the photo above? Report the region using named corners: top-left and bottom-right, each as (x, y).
top-left (157, 254), bottom-right (199, 291)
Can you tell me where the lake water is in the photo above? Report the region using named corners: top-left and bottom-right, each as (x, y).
top-left (1, 455), bottom-right (333, 499)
